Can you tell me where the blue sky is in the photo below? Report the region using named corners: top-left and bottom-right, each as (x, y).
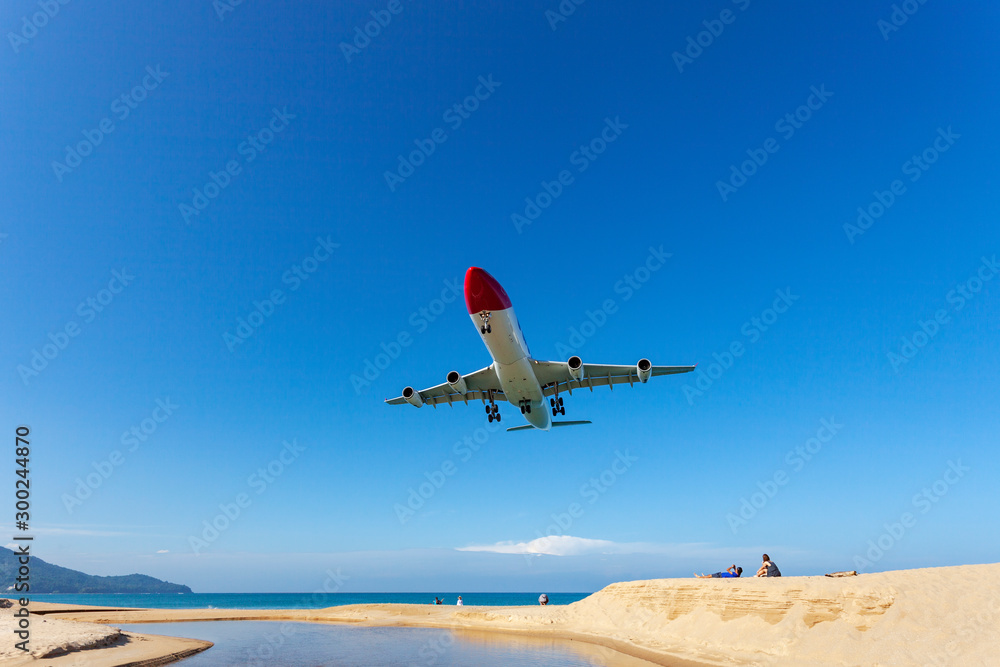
top-left (2, 1), bottom-right (998, 593)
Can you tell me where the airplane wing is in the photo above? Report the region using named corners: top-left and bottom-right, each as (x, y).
top-left (384, 365), bottom-right (506, 407)
top-left (531, 360), bottom-right (695, 396)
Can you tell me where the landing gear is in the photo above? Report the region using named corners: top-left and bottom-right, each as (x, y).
top-left (551, 395), bottom-right (565, 416)
top-left (486, 392), bottom-right (501, 422)
top-left (518, 400), bottom-right (532, 414)
top-left (478, 311), bottom-right (492, 334)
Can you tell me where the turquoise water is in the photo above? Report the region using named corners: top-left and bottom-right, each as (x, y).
top-left (118, 621), bottom-right (654, 666)
top-left (11, 592), bottom-right (589, 609)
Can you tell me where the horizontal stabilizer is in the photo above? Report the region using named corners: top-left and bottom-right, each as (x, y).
top-left (506, 420), bottom-right (592, 432)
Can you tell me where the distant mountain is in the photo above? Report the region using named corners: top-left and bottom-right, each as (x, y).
top-left (0, 547), bottom-right (192, 594)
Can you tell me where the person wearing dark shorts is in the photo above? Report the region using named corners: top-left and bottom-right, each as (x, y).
top-left (695, 565), bottom-right (742, 578)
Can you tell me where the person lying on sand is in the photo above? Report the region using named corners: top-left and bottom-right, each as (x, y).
top-left (695, 565), bottom-right (742, 578)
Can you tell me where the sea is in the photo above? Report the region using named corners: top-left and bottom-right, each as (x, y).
top-left (17, 591), bottom-right (589, 609)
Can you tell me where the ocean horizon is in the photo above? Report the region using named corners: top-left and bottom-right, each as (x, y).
top-left (10, 592), bottom-right (590, 609)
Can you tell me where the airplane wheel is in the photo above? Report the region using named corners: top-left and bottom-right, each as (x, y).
top-left (485, 404), bottom-right (491, 414)
top-left (557, 397), bottom-right (564, 407)
top-left (559, 407), bottom-right (565, 416)
top-left (551, 407), bottom-right (557, 416)
top-left (488, 413), bottom-right (494, 423)
top-left (520, 405), bottom-right (525, 414)
top-left (486, 324), bottom-right (492, 333)
top-left (526, 404), bottom-right (531, 414)
top-left (550, 399), bottom-right (555, 407)
top-left (492, 404), bottom-right (499, 413)
top-left (496, 413), bottom-right (501, 422)
top-left (480, 326), bottom-right (486, 334)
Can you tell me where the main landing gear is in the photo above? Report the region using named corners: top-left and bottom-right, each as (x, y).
top-left (485, 392), bottom-right (501, 423)
top-left (550, 396), bottom-right (565, 417)
top-left (518, 400), bottom-right (532, 415)
top-left (478, 310), bottom-right (492, 334)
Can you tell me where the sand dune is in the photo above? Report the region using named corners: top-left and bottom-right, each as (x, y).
top-left (16, 563), bottom-right (1000, 666)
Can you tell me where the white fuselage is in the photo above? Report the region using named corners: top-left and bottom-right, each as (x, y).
top-left (470, 307), bottom-right (551, 430)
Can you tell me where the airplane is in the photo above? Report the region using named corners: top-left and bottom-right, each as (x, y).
top-left (385, 267), bottom-right (695, 431)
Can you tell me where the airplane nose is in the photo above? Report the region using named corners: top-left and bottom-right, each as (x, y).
top-left (465, 267), bottom-right (512, 313)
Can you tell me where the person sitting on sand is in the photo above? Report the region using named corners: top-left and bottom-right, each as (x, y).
top-left (539, 593), bottom-right (549, 605)
top-left (695, 565), bottom-right (742, 578)
top-left (456, 596), bottom-right (463, 605)
top-left (756, 554), bottom-right (781, 577)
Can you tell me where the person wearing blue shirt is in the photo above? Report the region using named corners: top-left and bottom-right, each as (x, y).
top-left (694, 565), bottom-right (742, 578)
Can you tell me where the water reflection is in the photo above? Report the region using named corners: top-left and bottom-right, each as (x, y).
top-left (118, 621), bottom-right (658, 666)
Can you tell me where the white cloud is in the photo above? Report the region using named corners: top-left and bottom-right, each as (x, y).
top-left (455, 537), bottom-right (770, 561)
top-left (0, 524), bottom-right (135, 538)
top-left (457, 535), bottom-right (635, 556)
top-left (156, 549), bottom-right (169, 554)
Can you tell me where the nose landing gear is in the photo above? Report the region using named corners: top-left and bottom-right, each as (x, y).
top-left (478, 311), bottom-right (492, 334)
top-left (518, 400), bottom-right (532, 415)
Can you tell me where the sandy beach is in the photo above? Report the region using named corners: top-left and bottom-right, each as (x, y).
top-left (0, 611), bottom-right (212, 666)
top-left (5, 563), bottom-right (997, 666)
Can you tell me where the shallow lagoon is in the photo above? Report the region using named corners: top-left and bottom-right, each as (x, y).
top-left (119, 621), bottom-right (656, 666)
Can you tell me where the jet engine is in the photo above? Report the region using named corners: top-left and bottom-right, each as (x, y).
top-left (447, 370), bottom-right (468, 394)
top-left (636, 358), bottom-right (652, 383)
top-left (402, 386), bottom-right (424, 407)
top-left (567, 355), bottom-right (584, 382)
